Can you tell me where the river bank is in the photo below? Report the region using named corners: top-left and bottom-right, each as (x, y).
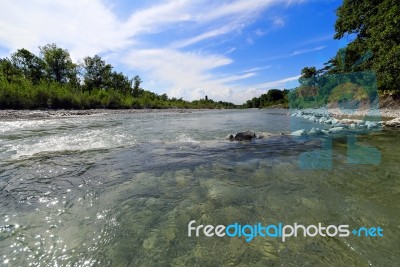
top-left (289, 107), bottom-right (400, 136)
top-left (0, 108), bottom-right (202, 120)
top-left (326, 107), bottom-right (400, 119)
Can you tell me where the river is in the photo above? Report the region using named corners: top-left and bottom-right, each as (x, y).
top-left (0, 109), bottom-right (399, 266)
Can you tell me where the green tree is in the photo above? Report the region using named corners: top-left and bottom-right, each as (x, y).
top-left (132, 75), bottom-right (143, 97)
top-left (39, 43), bottom-right (77, 84)
top-left (160, 93), bottom-right (168, 101)
top-left (0, 58), bottom-right (22, 83)
top-left (334, 0), bottom-right (400, 92)
top-left (82, 55), bottom-right (113, 91)
top-left (266, 89), bottom-right (284, 102)
top-left (110, 71), bottom-right (132, 94)
top-left (300, 66), bottom-right (317, 79)
top-left (11, 48), bottom-right (45, 84)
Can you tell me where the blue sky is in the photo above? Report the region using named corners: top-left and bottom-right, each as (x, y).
top-left (0, 0), bottom-right (345, 103)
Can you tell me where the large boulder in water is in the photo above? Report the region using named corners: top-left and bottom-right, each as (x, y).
top-left (234, 130), bottom-right (256, 141)
top-left (235, 130), bottom-right (256, 141)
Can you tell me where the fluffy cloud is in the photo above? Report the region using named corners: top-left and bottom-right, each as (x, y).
top-left (0, 0), bottom-right (130, 59)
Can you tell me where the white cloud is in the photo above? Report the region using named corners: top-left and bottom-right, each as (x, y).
top-left (273, 17), bottom-right (286, 27)
top-left (239, 66), bottom-right (272, 73)
top-left (225, 47), bottom-right (237, 54)
top-left (246, 37), bottom-right (255, 45)
top-left (299, 34), bottom-right (333, 45)
top-left (198, 0), bottom-right (280, 22)
top-left (252, 75), bottom-right (300, 89)
top-left (255, 29), bottom-right (267, 36)
top-left (289, 45), bottom-right (326, 56)
top-left (123, 0), bottom-right (194, 35)
top-left (215, 72), bottom-right (256, 84)
top-left (123, 48), bottom-right (233, 98)
top-left (260, 45), bottom-right (327, 62)
top-left (171, 25), bottom-right (237, 48)
top-left (0, 0), bottom-right (130, 59)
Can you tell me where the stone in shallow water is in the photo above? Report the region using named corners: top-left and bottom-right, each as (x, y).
top-left (291, 129), bottom-right (306, 136)
top-left (225, 134), bottom-right (234, 140)
top-left (384, 117), bottom-right (400, 127)
top-left (329, 127), bottom-right (344, 133)
top-left (174, 169), bottom-right (192, 187)
top-left (200, 179), bottom-right (242, 205)
top-left (226, 131), bottom-right (259, 141)
top-left (249, 238), bottom-right (279, 260)
top-left (319, 117), bottom-right (327, 123)
top-left (234, 130), bottom-right (256, 141)
top-left (143, 231), bottom-right (158, 249)
top-left (335, 123), bottom-right (349, 129)
top-left (309, 127), bottom-right (322, 135)
top-left (367, 122), bottom-right (379, 129)
top-left (162, 226), bottom-right (177, 242)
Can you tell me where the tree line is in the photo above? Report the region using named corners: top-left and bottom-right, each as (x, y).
top-left (243, 89), bottom-right (289, 108)
top-left (0, 44), bottom-right (236, 109)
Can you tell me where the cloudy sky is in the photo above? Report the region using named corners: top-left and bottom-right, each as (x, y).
top-left (0, 0), bottom-right (345, 104)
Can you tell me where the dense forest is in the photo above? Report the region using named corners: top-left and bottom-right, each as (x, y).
top-left (289, 0), bottom-right (400, 108)
top-left (0, 44), bottom-right (236, 110)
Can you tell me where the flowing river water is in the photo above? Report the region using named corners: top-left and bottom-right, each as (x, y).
top-left (0, 109), bottom-right (399, 266)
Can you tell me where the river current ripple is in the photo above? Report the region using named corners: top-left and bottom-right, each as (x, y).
top-left (0, 109), bottom-right (399, 266)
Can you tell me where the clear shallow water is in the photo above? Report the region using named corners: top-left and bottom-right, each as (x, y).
top-left (0, 109), bottom-right (399, 266)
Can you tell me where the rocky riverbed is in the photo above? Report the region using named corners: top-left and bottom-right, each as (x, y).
top-left (326, 107), bottom-right (400, 119)
top-left (289, 108), bottom-right (400, 136)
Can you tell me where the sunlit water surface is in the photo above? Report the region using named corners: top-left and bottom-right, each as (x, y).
top-left (0, 109), bottom-right (399, 266)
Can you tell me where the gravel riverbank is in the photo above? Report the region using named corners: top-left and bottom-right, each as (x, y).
top-left (289, 107), bottom-right (400, 136)
top-left (0, 109), bottom-right (197, 120)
